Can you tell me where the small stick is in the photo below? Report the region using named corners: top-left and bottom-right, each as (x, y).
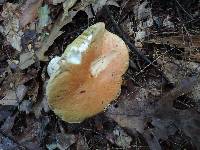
top-left (104, 6), bottom-right (170, 83)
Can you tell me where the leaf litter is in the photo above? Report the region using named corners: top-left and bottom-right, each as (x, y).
top-left (0, 0), bottom-right (200, 149)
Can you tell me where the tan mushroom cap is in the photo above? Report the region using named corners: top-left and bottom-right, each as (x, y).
top-left (46, 22), bottom-right (129, 123)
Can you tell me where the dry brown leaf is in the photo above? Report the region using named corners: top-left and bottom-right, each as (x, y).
top-left (20, 0), bottom-right (43, 27)
top-left (36, 0), bottom-right (91, 61)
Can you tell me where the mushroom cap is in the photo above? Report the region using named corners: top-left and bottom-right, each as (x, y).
top-left (46, 22), bottom-right (129, 123)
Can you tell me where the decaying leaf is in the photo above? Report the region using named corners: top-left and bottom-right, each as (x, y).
top-left (16, 84), bottom-right (28, 101)
top-left (106, 77), bottom-right (200, 149)
top-left (15, 115), bottom-right (49, 150)
top-left (19, 52), bottom-right (35, 70)
top-left (20, 0), bottom-right (43, 27)
top-left (76, 134), bottom-right (89, 150)
top-left (0, 90), bottom-right (18, 106)
top-left (0, 84), bottom-right (27, 106)
top-left (19, 100), bottom-right (32, 114)
top-left (134, 0), bottom-right (153, 43)
top-left (32, 81), bottom-right (49, 118)
top-left (157, 56), bottom-right (200, 101)
top-left (163, 15), bottom-right (174, 28)
top-left (33, 96), bottom-right (49, 118)
top-left (84, 0), bottom-right (119, 18)
top-left (63, 0), bottom-right (78, 18)
top-left (92, 0), bottom-right (119, 13)
top-left (38, 4), bottom-right (50, 29)
top-left (51, 0), bottom-right (64, 5)
top-left (0, 133), bottom-right (20, 150)
top-left (36, 0), bottom-right (121, 61)
top-left (1, 114), bottom-right (17, 134)
top-left (0, 3), bottom-right (23, 51)
top-left (0, 106), bottom-right (13, 122)
top-left (106, 126), bottom-right (132, 148)
top-left (36, 0), bottom-right (89, 61)
top-left (46, 133), bottom-right (76, 150)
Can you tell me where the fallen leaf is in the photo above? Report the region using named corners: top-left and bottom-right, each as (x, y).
top-left (0, 3), bottom-right (23, 51)
top-left (76, 134), bottom-right (89, 150)
top-left (38, 4), bottom-right (50, 29)
top-left (92, 0), bottom-right (118, 13)
top-left (21, 30), bottom-right (37, 50)
top-left (105, 77), bottom-right (200, 149)
top-left (32, 81), bottom-right (49, 118)
top-left (84, 0), bottom-right (119, 18)
top-left (0, 0), bottom-right (5, 4)
top-left (163, 15), bottom-right (174, 28)
top-left (20, 0), bottom-right (43, 27)
top-left (0, 133), bottom-right (20, 150)
top-left (16, 84), bottom-right (28, 101)
top-left (51, 0), bottom-right (64, 5)
top-left (157, 56), bottom-right (200, 101)
top-left (36, 10), bottom-right (77, 61)
top-left (63, 0), bottom-right (77, 18)
top-left (133, 0), bottom-right (153, 43)
top-left (0, 90), bottom-right (18, 106)
top-left (33, 95), bottom-right (49, 118)
top-left (19, 100), bottom-right (32, 114)
top-left (0, 106), bottom-right (13, 122)
top-left (36, 0), bottom-right (97, 61)
top-left (15, 115), bottom-right (49, 150)
top-left (106, 126), bottom-right (132, 148)
top-left (46, 133), bottom-right (76, 150)
top-left (0, 84), bottom-right (27, 106)
top-left (26, 79), bottom-right (39, 102)
top-left (19, 52), bottom-right (35, 70)
top-left (1, 114), bottom-right (17, 134)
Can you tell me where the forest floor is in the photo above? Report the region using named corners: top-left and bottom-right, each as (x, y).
top-left (0, 0), bottom-right (200, 149)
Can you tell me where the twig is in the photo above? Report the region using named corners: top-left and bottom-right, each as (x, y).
top-left (174, 0), bottom-right (194, 20)
top-left (104, 6), bottom-right (170, 83)
top-left (104, 6), bottom-right (150, 64)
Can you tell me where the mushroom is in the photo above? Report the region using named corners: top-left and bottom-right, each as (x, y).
top-left (46, 22), bottom-right (129, 123)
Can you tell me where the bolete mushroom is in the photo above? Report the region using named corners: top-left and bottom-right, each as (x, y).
top-left (46, 22), bottom-right (129, 123)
